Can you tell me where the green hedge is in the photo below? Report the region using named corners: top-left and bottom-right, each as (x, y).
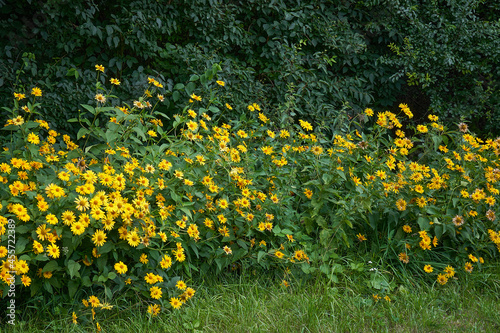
top-left (1, 0), bottom-right (499, 137)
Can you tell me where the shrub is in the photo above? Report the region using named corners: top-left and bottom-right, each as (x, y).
top-left (0, 65), bottom-right (310, 325)
top-left (1, 65), bottom-right (500, 326)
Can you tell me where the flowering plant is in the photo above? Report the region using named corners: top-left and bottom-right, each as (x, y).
top-left (1, 64), bottom-right (500, 327)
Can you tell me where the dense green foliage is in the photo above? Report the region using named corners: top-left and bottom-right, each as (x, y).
top-left (2, 63), bottom-right (500, 323)
top-left (2, 0), bottom-right (500, 327)
top-left (1, 0), bottom-right (499, 136)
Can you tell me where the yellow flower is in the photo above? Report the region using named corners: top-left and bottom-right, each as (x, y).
top-left (46, 214), bottom-right (58, 225)
top-left (258, 113), bottom-right (269, 123)
top-left (27, 133), bottom-right (40, 144)
top-left (437, 273), bottom-right (448, 285)
top-left (0, 247), bottom-right (7, 258)
top-left (89, 295), bottom-right (100, 308)
top-left (444, 265), bottom-right (455, 278)
top-left (14, 92), bottom-right (26, 100)
top-left (261, 146), bottom-right (273, 155)
top-left (95, 64), bottom-right (105, 72)
top-left (398, 252), bottom-right (409, 263)
top-left (223, 245), bottom-right (232, 255)
top-left (114, 261), bottom-right (128, 274)
top-left (92, 229), bottom-right (107, 247)
top-left (150, 286), bottom-right (162, 299)
top-left (170, 297), bottom-right (182, 309)
top-left (396, 198), bottom-right (407, 211)
top-left (110, 78), bottom-right (121, 85)
top-left (71, 222), bottom-right (85, 235)
top-left (46, 244), bottom-right (60, 258)
top-left (11, 116), bottom-right (24, 126)
top-left (160, 254), bottom-right (172, 269)
top-left (311, 146), bottom-right (323, 156)
top-left (74, 196), bottom-right (90, 211)
top-left (403, 225), bottom-right (412, 233)
top-left (364, 108), bottom-right (374, 116)
top-left (356, 233), bottom-right (367, 242)
top-left (21, 275), bottom-right (31, 287)
top-left (187, 121), bottom-right (198, 131)
top-left (176, 280), bottom-right (187, 290)
top-left (147, 304), bottom-right (161, 316)
top-left (140, 253), bottom-right (148, 264)
top-left (127, 231), bottom-right (141, 247)
top-left (95, 94), bottom-right (106, 103)
top-left (423, 264), bottom-right (433, 273)
top-left (299, 119), bottom-right (313, 131)
top-left (468, 254), bottom-right (478, 263)
top-left (417, 125), bottom-right (428, 133)
top-left (216, 80), bottom-right (225, 86)
top-left (144, 273), bottom-right (158, 284)
top-left (31, 87), bottom-right (42, 97)
top-left (190, 93), bottom-right (202, 102)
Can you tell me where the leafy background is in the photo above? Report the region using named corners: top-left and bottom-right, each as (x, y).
top-left (1, 0), bottom-right (499, 137)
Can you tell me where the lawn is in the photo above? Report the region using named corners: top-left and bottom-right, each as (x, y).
top-left (7, 268), bottom-right (500, 333)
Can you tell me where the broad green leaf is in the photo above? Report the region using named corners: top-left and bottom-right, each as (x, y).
top-left (67, 260), bottom-right (81, 279)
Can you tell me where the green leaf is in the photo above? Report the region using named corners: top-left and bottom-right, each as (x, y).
top-left (320, 264), bottom-right (330, 275)
top-left (417, 217), bottom-right (430, 231)
top-left (77, 128), bottom-right (90, 140)
top-left (237, 239), bottom-right (248, 250)
top-left (200, 74), bottom-right (207, 85)
top-left (322, 173), bottom-right (333, 185)
top-left (105, 286), bottom-right (113, 300)
top-left (316, 216), bottom-right (327, 228)
top-left (257, 251), bottom-right (267, 263)
top-left (80, 104), bottom-right (96, 115)
top-left (133, 127), bottom-right (146, 141)
top-left (99, 241), bottom-right (114, 254)
top-left (337, 170), bottom-right (346, 181)
top-left (214, 258), bottom-right (225, 272)
top-left (81, 276), bottom-right (92, 287)
top-left (68, 280), bottom-right (79, 299)
top-left (434, 225), bottom-right (443, 238)
top-left (43, 260), bottom-right (59, 273)
top-left (44, 280), bottom-right (53, 294)
top-left (174, 83), bottom-right (185, 90)
top-left (15, 237), bottom-right (29, 254)
top-left (185, 82), bottom-right (196, 96)
top-left (179, 207), bottom-right (192, 219)
top-left (208, 106), bottom-right (221, 113)
top-left (67, 260), bottom-right (81, 279)
top-left (105, 129), bottom-right (119, 143)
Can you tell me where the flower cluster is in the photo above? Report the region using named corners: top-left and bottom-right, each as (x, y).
top-left (2, 64), bottom-right (500, 326)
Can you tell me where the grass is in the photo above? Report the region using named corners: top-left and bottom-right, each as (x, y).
top-left (3, 267), bottom-right (500, 333)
